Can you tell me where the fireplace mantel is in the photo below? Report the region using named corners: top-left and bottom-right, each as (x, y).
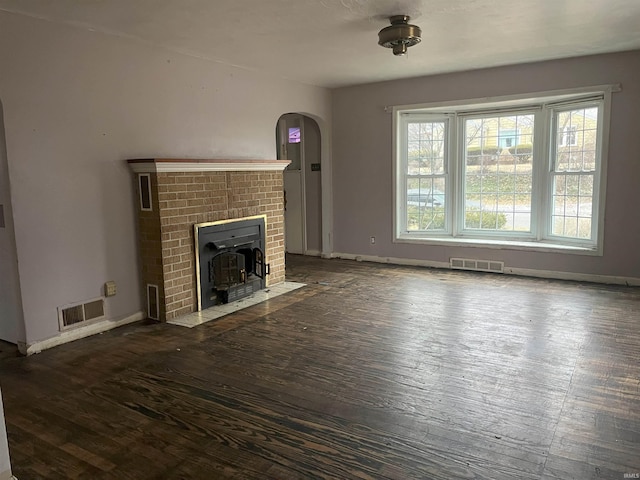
top-left (128, 158), bottom-right (290, 173)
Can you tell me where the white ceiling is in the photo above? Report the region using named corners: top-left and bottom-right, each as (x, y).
top-left (1, 0), bottom-right (640, 88)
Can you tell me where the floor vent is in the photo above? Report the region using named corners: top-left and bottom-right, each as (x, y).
top-left (450, 257), bottom-right (504, 273)
top-left (58, 298), bottom-right (105, 331)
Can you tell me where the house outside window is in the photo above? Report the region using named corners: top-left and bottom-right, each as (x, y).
top-left (559, 126), bottom-right (578, 147)
top-left (394, 88), bottom-right (612, 253)
top-left (497, 128), bottom-right (519, 148)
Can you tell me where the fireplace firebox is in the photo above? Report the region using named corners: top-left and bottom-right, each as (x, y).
top-left (195, 216), bottom-right (269, 310)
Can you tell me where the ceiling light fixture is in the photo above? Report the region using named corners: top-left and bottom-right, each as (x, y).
top-left (378, 15), bottom-right (422, 56)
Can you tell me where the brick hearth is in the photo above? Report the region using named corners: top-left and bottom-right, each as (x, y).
top-left (128, 159), bottom-right (289, 321)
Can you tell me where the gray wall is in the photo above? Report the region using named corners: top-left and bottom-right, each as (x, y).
top-left (304, 116), bottom-right (322, 253)
top-left (0, 11), bottom-right (331, 345)
top-left (0, 101), bottom-right (24, 344)
top-left (331, 50), bottom-right (640, 279)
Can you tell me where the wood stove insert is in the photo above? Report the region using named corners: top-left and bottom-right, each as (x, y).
top-left (195, 215), bottom-right (269, 310)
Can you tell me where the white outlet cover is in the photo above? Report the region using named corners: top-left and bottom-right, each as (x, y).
top-left (105, 281), bottom-right (117, 296)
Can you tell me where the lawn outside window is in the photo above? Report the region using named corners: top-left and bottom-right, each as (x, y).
top-left (393, 86), bottom-right (615, 254)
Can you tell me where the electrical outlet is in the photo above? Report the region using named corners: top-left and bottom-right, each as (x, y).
top-left (370, 236), bottom-right (376, 244)
top-left (105, 281), bottom-right (117, 297)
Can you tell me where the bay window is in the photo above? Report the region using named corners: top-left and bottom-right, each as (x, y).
top-left (394, 88), bottom-right (611, 252)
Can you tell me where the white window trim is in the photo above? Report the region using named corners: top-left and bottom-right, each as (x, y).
top-left (398, 113), bottom-right (453, 234)
top-left (392, 85), bottom-right (618, 256)
top-left (546, 100), bottom-right (603, 246)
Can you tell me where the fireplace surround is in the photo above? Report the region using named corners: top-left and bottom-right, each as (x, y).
top-left (128, 158), bottom-right (289, 322)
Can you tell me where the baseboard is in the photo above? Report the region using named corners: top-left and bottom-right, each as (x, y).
top-left (18, 311), bottom-right (146, 356)
top-left (330, 252), bottom-right (640, 286)
top-left (330, 252), bottom-right (449, 269)
top-left (505, 267), bottom-right (640, 286)
top-left (303, 249), bottom-right (322, 257)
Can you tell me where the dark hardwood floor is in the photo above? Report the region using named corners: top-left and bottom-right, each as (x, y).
top-left (1, 255), bottom-right (639, 479)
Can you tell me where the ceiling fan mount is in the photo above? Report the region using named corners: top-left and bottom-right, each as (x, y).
top-left (378, 15), bottom-right (422, 56)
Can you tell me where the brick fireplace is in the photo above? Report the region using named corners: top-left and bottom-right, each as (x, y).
top-left (127, 158), bottom-right (290, 321)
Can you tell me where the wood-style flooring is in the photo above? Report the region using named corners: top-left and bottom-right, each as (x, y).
top-left (0, 254), bottom-right (639, 479)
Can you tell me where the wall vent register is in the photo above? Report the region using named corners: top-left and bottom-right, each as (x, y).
top-left (138, 173), bottom-right (152, 211)
top-left (58, 298), bottom-right (105, 330)
top-left (147, 284), bottom-right (159, 320)
top-left (450, 258), bottom-right (504, 273)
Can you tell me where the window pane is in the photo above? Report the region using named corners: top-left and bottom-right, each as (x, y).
top-left (554, 195), bottom-right (566, 216)
top-left (407, 140), bottom-right (420, 175)
top-left (405, 119), bottom-right (448, 233)
top-left (288, 127), bottom-right (301, 143)
top-left (578, 197), bottom-right (592, 217)
top-left (407, 177), bottom-right (446, 231)
top-left (577, 218), bottom-right (592, 239)
top-left (464, 113), bottom-right (533, 232)
top-left (554, 107), bottom-right (599, 172)
top-left (551, 105), bottom-right (598, 240)
top-left (579, 175), bottom-right (593, 196)
top-left (551, 173), bottom-right (593, 239)
top-left (407, 121), bottom-right (445, 175)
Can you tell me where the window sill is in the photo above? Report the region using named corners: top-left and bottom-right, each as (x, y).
top-left (394, 235), bottom-right (601, 256)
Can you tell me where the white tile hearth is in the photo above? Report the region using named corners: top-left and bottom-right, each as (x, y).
top-left (166, 282), bottom-right (305, 328)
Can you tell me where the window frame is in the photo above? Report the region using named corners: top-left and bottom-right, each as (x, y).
top-left (398, 113), bottom-right (453, 235)
top-left (545, 100), bottom-right (605, 246)
top-left (393, 86), bottom-right (615, 255)
top-left (456, 109), bottom-right (540, 242)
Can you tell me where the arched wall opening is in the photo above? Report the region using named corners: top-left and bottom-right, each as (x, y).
top-left (276, 112), bottom-right (331, 256)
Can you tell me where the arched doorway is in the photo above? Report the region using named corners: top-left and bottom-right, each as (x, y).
top-left (276, 113), bottom-right (322, 255)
